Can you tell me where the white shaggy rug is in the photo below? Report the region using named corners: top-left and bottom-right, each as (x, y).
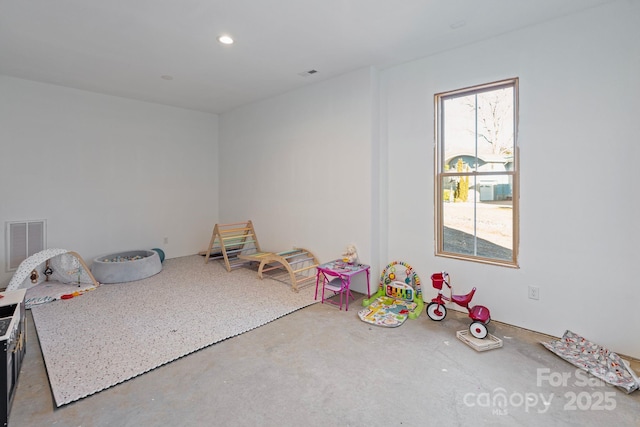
top-left (30, 255), bottom-right (318, 407)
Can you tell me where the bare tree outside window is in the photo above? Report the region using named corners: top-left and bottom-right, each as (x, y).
top-left (435, 79), bottom-right (519, 267)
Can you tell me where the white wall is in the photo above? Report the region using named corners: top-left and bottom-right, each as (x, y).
top-left (0, 76), bottom-right (219, 287)
top-left (381, 0), bottom-right (640, 357)
top-left (219, 68), bottom-right (376, 293)
top-left (2, 1), bottom-right (637, 359)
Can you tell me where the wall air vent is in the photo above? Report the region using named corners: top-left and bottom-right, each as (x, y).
top-left (5, 220), bottom-right (46, 271)
top-left (298, 69), bottom-right (318, 77)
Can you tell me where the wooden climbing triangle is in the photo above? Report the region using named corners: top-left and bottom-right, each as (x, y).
top-left (202, 220), bottom-right (319, 291)
top-left (202, 220), bottom-right (261, 271)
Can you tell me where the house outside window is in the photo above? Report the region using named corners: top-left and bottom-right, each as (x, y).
top-left (435, 78), bottom-right (519, 267)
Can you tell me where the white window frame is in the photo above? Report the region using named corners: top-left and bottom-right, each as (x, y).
top-left (434, 78), bottom-right (519, 267)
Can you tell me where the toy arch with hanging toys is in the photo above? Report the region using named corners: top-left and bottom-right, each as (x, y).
top-left (6, 248), bottom-right (99, 308)
top-left (358, 260), bottom-right (423, 327)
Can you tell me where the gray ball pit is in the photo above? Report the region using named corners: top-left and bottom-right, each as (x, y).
top-left (91, 250), bottom-right (162, 284)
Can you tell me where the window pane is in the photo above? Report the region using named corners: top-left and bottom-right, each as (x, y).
top-left (442, 175), bottom-right (513, 261)
top-left (476, 87), bottom-right (514, 159)
top-left (443, 95), bottom-right (477, 171)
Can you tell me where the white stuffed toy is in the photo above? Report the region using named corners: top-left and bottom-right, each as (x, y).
top-left (342, 245), bottom-right (359, 264)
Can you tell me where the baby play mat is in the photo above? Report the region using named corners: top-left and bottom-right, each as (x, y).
top-left (25, 281), bottom-right (97, 309)
top-left (358, 295), bottom-right (417, 327)
top-left (358, 261), bottom-right (423, 327)
top-left (6, 248), bottom-right (99, 308)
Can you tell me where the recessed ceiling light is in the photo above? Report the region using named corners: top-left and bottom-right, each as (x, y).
top-left (217, 35), bottom-right (234, 45)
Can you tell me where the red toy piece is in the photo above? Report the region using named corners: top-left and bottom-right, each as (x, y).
top-left (61, 291), bottom-right (82, 300)
top-left (426, 272), bottom-right (491, 339)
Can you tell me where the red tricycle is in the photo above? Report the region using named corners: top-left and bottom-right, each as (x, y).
top-left (426, 272), bottom-right (491, 339)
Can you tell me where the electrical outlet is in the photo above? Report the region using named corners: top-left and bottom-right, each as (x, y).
top-left (528, 286), bottom-right (539, 300)
top-left (163, 237), bottom-right (169, 244)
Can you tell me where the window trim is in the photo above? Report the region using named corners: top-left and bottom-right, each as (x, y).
top-left (434, 78), bottom-right (519, 268)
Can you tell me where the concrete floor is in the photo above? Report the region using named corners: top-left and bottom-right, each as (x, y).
top-left (9, 293), bottom-right (640, 426)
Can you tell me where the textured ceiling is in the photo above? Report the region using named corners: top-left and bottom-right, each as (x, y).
top-left (0, 0), bottom-right (616, 114)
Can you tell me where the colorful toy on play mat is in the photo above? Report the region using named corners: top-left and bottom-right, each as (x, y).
top-left (426, 271), bottom-right (491, 339)
top-left (358, 260), bottom-right (423, 327)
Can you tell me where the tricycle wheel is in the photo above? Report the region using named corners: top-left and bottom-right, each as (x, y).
top-left (427, 303), bottom-right (446, 321)
top-left (470, 321), bottom-right (488, 339)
